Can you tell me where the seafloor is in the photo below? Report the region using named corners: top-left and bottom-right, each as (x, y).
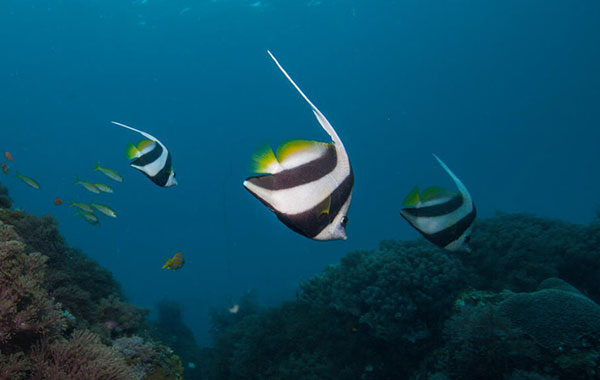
top-left (1, 182), bottom-right (599, 380)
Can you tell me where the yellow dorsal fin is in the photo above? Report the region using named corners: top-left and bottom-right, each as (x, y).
top-left (251, 144), bottom-right (281, 174)
top-left (137, 139), bottom-right (155, 153)
top-left (276, 139), bottom-right (329, 164)
top-left (125, 143), bottom-right (140, 160)
top-left (402, 186), bottom-right (420, 207)
top-left (420, 186), bottom-right (455, 202)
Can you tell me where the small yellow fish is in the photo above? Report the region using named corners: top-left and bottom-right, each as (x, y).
top-left (75, 177), bottom-right (100, 194)
top-left (94, 162), bottom-right (123, 182)
top-left (76, 210), bottom-right (100, 226)
top-left (15, 173), bottom-right (40, 189)
top-left (94, 183), bottom-right (114, 193)
top-left (91, 203), bottom-right (117, 218)
top-left (162, 252), bottom-right (184, 270)
top-left (69, 201), bottom-right (94, 213)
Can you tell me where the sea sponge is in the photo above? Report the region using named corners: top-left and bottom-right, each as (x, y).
top-left (498, 281), bottom-right (600, 350)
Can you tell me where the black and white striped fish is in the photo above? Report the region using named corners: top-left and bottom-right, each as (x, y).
top-left (243, 51), bottom-right (354, 241)
top-left (399, 154), bottom-right (476, 252)
top-left (111, 121), bottom-right (177, 187)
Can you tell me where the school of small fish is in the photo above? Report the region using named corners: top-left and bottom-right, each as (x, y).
top-left (1, 50), bottom-right (478, 293)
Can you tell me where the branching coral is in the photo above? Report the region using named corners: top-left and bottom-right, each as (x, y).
top-left (29, 329), bottom-right (138, 380)
top-left (300, 240), bottom-right (464, 343)
top-left (0, 221), bottom-right (66, 355)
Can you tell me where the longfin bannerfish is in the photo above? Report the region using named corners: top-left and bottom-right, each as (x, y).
top-left (243, 51), bottom-right (354, 241)
top-left (111, 121), bottom-right (177, 187)
top-left (399, 154), bottom-right (476, 252)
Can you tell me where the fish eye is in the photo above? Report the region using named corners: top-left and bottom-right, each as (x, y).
top-left (340, 216), bottom-right (348, 227)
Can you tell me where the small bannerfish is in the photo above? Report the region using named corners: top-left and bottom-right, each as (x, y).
top-left (69, 201), bottom-right (94, 213)
top-left (75, 178), bottom-right (100, 194)
top-left (111, 121), bottom-right (177, 187)
top-left (54, 198), bottom-right (63, 206)
top-left (243, 51), bottom-right (354, 241)
top-left (94, 162), bottom-right (123, 182)
top-left (94, 183), bottom-right (114, 193)
top-left (15, 173), bottom-right (40, 189)
top-left (4, 152), bottom-right (13, 161)
top-left (91, 203), bottom-right (117, 218)
top-left (162, 252), bottom-right (184, 270)
top-left (228, 304), bottom-right (240, 314)
top-left (76, 210), bottom-right (100, 226)
top-left (399, 154), bottom-right (476, 252)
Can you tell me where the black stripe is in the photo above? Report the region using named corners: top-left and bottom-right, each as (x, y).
top-left (143, 152), bottom-right (173, 187)
top-left (245, 145), bottom-right (337, 191)
top-left (403, 204), bottom-right (476, 249)
top-left (275, 169), bottom-right (354, 238)
top-left (401, 194), bottom-right (463, 218)
top-left (131, 142), bottom-right (163, 168)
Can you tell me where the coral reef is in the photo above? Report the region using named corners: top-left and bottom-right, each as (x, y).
top-left (0, 185), bottom-right (185, 380)
top-left (203, 213), bottom-right (600, 380)
top-left (498, 280), bottom-right (600, 351)
top-left (0, 182), bottom-right (11, 209)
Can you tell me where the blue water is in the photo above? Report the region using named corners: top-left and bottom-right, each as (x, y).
top-left (1, 0), bottom-right (599, 345)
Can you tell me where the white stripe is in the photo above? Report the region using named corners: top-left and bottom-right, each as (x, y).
top-left (244, 157), bottom-right (351, 215)
top-left (404, 200), bottom-right (473, 235)
top-left (132, 148), bottom-right (168, 177)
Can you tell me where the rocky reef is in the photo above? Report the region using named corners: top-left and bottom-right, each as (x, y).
top-left (203, 213), bottom-right (600, 380)
top-left (0, 183), bottom-right (186, 380)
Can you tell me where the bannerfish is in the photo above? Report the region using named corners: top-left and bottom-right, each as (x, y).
top-left (111, 121), bottom-right (177, 187)
top-left (94, 162), bottom-right (123, 182)
top-left (15, 173), bottom-right (40, 189)
top-left (162, 252), bottom-right (184, 270)
top-left (243, 51), bottom-right (354, 241)
top-left (94, 183), bottom-right (114, 193)
top-left (399, 154), bottom-right (476, 252)
top-left (91, 203), bottom-right (117, 218)
top-left (69, 201), bottom-right (94, 213)
top-left (76, 210), bottom-right (100, 226)
top-left (75, 178), bottom-right (100, 194)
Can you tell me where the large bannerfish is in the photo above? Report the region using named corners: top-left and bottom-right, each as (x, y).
top-left (243, 51), bottom-right (354, 241)
top-left (111, 121), bottom-right (177, 187)
top-left (400, 154), bottom-right (476, 252)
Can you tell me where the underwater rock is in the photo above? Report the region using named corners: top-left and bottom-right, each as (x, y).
top-left (498, 280), bottom-right (600, 350)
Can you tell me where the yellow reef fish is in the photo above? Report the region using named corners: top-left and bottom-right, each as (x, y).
top-left (75, 177), bottom-right (100, 194)
top-left (162, 252), bottom-right (184, 270)
top-left (94, 162), bottom-right (123, 182)
top-left (94, 183), bottom-right (114, 193)
top-left (15, 173), bottom-right (40, 189)
top-left (91, 203), bottom-right (117, 218)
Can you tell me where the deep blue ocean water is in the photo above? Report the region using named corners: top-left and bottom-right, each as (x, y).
top-left (1, 0), bottom-right (599, 345)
